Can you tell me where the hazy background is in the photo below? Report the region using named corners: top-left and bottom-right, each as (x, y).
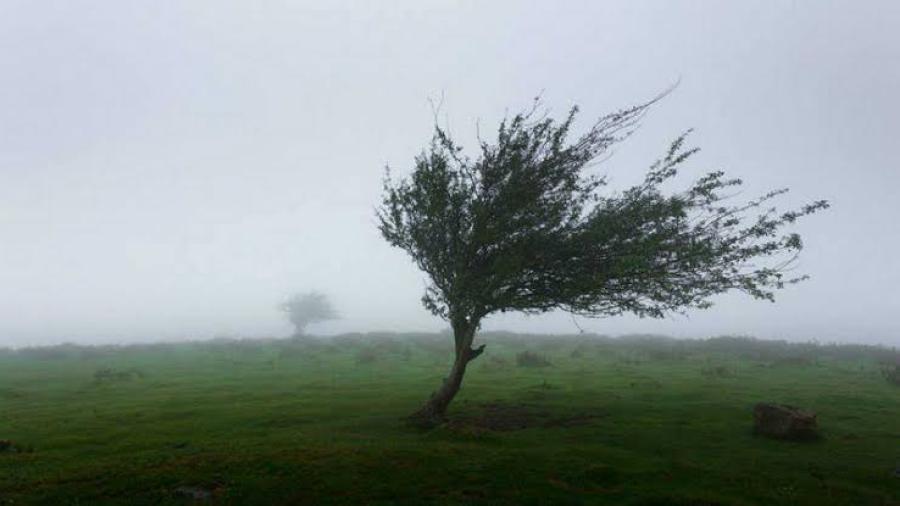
top-left (1, 1), bottom-right (898, 347)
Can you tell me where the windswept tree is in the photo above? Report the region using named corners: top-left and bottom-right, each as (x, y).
top-left (279, 291), bottom-right (338, 337)
top-left (377, 96), bottom-right (828, 427)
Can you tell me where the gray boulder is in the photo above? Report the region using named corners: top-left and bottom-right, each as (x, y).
top-left (753, 403), bottom-right (820, 441)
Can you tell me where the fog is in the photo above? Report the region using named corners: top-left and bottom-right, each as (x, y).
top-left (1, 1), bottom-right (898, 347)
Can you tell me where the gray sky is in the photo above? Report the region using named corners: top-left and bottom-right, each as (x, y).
top-left (1, 1), bottom-right (898, 347)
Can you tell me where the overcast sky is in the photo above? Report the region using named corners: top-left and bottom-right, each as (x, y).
top-left (1, 1), bottom-right (898, 347)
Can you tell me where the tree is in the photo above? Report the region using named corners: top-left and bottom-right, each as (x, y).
top-left (279, 291), bottom-right (338, 337)
top-left (377, 96), bottom-right (828, 427)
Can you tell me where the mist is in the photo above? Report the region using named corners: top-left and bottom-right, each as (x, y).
top-left (1, 1), bottom-right (898, 347)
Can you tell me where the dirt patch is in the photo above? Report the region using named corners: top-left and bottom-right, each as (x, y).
top-left (448, 403), bottom-right (606, 431)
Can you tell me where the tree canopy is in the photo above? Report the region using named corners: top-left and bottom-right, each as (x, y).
top-left (377, 96), bottom-right (828, 425)
top-left (279, 291), bottom-right (338, 337)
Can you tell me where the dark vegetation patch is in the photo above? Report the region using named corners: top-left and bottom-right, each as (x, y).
top-left (93, 367), bottom-right (144, 383)
top-left (881, 363), bottom-right (900, 386)
top-left (628, 378), bottom-right (663, 389)
top-left (355, 348), bottom-right (378, 365)
top-left (3, 332), bottom-right (894, 366)
top-left (516, 351), bottom-right (552, 368)
top-left (0, 440), bottom-right (32, 454)
top-left (275, 336), bottom-right (338, 359)
top-left (448, 402), bottom-right (605, 431)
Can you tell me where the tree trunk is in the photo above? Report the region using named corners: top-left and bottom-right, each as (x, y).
top-left (407, 318), bottom-right (484, 428)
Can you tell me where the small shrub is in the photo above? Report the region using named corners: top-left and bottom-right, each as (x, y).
top-left (355, 348), bottom-right (378, 365)
top-left (0, 440), bottom-right (33, 454)
top-left (535, 379), bottom-right (558, 390)
top-left (516, 351), bottom-right (551, 368)
top-left (93, 367), bottom-right (143, 383)
top-left (882, 364), bottom-right (900, 386)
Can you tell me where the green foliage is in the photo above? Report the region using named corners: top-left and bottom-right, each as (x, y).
top-left (378, 96), bottom-right (828, 327)
top-left (278, 291), bottom-right (338, 336)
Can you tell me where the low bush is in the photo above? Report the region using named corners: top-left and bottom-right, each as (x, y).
top-left (93, 367), bottom-right (144, 383)
top-left (355, 348), bottom-right (378, 365)
top-left (882, 364), bottom-right (900, 386)
top-left (516, 351), bottom-right (552, 368)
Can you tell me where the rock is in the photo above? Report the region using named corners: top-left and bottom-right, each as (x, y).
top-left (173, 486), bottom-right (212, 501)
top-left (0, 440), bottom-right (33, 454)
top-left (753, 403), bottom-right (819, 441)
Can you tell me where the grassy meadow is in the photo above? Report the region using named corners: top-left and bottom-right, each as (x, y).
top-left (0, 333), bottom-right (898, 505)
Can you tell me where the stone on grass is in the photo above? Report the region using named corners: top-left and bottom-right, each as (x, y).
top-left (753, 403), bottom-right (819, 441)
top-left (173, 486), bottom-right (213, 501)
top-left (0, 440), bottom-right (29, 453)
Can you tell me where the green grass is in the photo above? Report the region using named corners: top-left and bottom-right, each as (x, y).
top-left (1, 333), bottom-right (898, 505)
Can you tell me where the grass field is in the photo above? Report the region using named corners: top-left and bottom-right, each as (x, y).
top-left (1, 333), bottom-right (898, 505)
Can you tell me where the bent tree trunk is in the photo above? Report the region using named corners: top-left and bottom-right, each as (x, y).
top-left (408, 319), bottom-right (484, 428)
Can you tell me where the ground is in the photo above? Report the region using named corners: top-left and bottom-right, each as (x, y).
top-left (0, 333), bottom-right (897, 505)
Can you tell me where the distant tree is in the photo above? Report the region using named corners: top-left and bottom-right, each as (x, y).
top-left (279, 291), bottom-right (338, 337)
top-left (377, 95), bottom-right (828, 427)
